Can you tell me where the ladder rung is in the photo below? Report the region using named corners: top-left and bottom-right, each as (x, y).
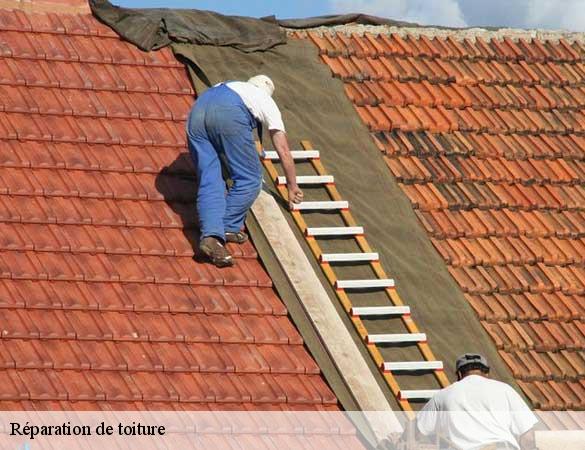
top-left (366, 333), bottom-right (426, 344)
top-left (399, 390), bottom-right (439, 400)
top-left (262, 150), bottom-right (320, 160)
top-left (351, 306), bottom-right (410, 316)
top-left (292, 201), bottom-right (348, 211)
top-left (336, 279), bottom-right (394, 289)
top-left (383, 361), bottom-right (444, 372)
top-left (306, 226), bottom-right (364, 236)
top-left (277, 175), bottom-right (334, 185)
top-left (321, 252), bottom-right (379, 262)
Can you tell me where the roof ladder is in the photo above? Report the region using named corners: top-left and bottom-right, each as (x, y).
top-left (259, 141), bottom-right (449, 414)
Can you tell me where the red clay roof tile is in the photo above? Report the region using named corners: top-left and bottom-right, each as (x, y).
top-left (0, 7), bottom-right (344, 412)
top-left (312, 28), bottom-right (585, 409)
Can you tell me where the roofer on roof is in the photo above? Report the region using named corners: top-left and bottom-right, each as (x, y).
top-left (187, 75), bottom-right (303, 267)
top-left (416, 353), bottom-right (538, 450)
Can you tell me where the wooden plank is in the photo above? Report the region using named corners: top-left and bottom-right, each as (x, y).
top-left (291, 200), bottom-right (348, 210)
top-left (277, 175), bottom-right (334, 185)
top-left (262, 150), bottom-right (320, 160)
top-left (306, 226), bottom-right (364, 236)
top-left (250, 189), bottom-right (402, 440)
top-left (399, 390), bottom-right (439, 400)
top-left (321, 252), bottom-right (379, 262)
top-left (383, 361), bottom-right (444, 371)
top-left (352, 306), bottom-right (411, 316)
top-left (336, 279), bottom-right (395, 289)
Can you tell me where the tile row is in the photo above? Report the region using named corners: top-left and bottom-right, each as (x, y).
top-left (0, 308), bottom-right (298, 344)
top-left (8, 279), bottom-right (282, 316)
top-left (540, 411), bottom-right (585, 429)
top-left (0, 339), bottom-right (318, 374)
top-left (449, 263), bottom-right (585, 296)
top-left (0, 369), bottom-right (336, 404)
top-left (0, 250), bottom-right (272, 287)
top-left (499, 349), bottom-right (585, 382)
top-left (0, 222), bottom-right (256, 259)
top-left (0, 141), bottom-right (192, 175)
top-left (323, 52), bottom-right (585, 88)
top-left (519, 379), bottom-right (585, 410)
top-left (0, 85), bottom-right (191, 121)
top-left (0, 400), bottom-right (342, 411)
top-left (387, 154), bottom-right (582, 186)
top-left (0, 195), bottom-right (192, 229)
top-left (0, 28), bottom-right (181, 67)
top-left (466, 292), bottom-right (585, 322)
top-left (482, 320), bottom-right (585, 352)
top-left (0, 57), bottom-right (191, 94)
top-left (356, 104), bottom-right (585, 135)
top-left (0, 9), bottom-right (119, 38)
top-left (0, 113), bottom-right (186, 146)
top-left (0, 279), bottom-right (287, 315)
top-left (374, 130), bottom-right (585, 161)
top-left (345, 79), bottom-right (585, 112)
top-left (0, 168), bottom-right (193, 202)
top-left (432, 236), bottom-right (585, 267)
top-left (402, 180), bottom-right (585, 212)
top-left (416, 209), bottom-right (585, 240)
top-left (305, 31), bottom-right (585, 64)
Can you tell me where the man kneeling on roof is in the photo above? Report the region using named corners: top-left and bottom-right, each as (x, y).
top-left (187, 75), bottom-right (304, 267)
top-left (416, 353), bottom-right (538, 450)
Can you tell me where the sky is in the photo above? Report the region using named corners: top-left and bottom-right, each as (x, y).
top-left (114, 0), bottom-right (585, 32)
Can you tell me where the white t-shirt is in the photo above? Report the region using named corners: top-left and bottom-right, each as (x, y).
top-left (225, 81), bottom-right (286, 132)
top-left (417, 375), bottom-right (538, 450)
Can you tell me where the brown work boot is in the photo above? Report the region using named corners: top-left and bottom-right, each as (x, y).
top-left (199, 236), bottom-right (234, 268)
top-left (225, 231), bottom-right (249, 244)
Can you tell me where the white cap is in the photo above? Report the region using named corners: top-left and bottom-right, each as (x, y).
top-left (248, 74), bottom-right (275, 97)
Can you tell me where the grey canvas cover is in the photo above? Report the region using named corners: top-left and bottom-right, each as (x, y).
top-left (89, 0), bottom-right (287, 52)
top-left (90, 0), bottom-right (418, 52)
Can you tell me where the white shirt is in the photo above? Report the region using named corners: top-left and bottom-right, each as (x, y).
top-left (417, 375), bottom-right (538, 450)
top-left (225, 81), bottom-right (286, 132)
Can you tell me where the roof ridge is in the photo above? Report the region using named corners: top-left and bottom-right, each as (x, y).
top-left (0, 0), bottom-right (90, 14)
top-left (289, 24), bottom-right (585, 44)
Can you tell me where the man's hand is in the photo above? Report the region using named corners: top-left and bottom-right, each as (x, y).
top-left (288, 185), bottom-right (304, 209)
top-left (270, 130), bottom-right (304, 210)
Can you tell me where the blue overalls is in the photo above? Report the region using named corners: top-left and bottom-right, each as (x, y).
top-left (186, 84), bottom-right (262, 242)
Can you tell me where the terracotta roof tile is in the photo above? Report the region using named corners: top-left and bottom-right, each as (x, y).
top-left (310, 29), bottom-right (585, 409)
top-left (0, 7), bottom-right (346, 411)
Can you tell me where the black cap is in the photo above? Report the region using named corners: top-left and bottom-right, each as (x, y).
top-left (455, 353), bottom-right (490, 373)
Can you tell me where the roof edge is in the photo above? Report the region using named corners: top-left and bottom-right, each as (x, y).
top-left (288, 24), bottom-right (585, 44)
top-left (0, 0), bottom-right (90, 14)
